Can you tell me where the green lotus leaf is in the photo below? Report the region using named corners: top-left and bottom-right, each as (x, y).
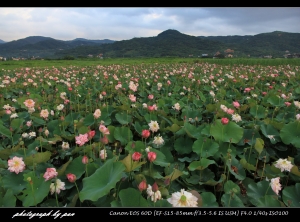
top-left (47, 120), bottom-right (62, 135)
top-left (237, 129), bottom-right (261, 146)
top-left (174, 136), bottom-right (193, 155)
top-left (10, 118), bottom-right (24, 132)
top-left (30, 116), bottom-right (46, 127)
top-left (152, 149), bottom-right (169, 167)
top-left (227, 156), bottom-right (246, 180)
top-left (201, 192), bottom-right (219, 207)
top-left (79, 158), bottom-right (125, 202)
top-left (2, 172), bottom-right (27, 195)
top-left (57, 159), bottom-right (72, 177)
top-left (240, 158), bottom-right (256, 171)
top-left (192, 136), bottom-right (219, 158)
top-left (165, 124), bottom-right (181, 133)
top-left (106, 125), bottom-right (115, 143)
top-left (201, 173), bottom-right (226, 186)
top-left (254, 138), bottom-right (264, 154)
top-left (119, 188), bottom-right (148, 207)
top-left (1, 189), bottom-right (16, 207)
top-left (280, 122), bottom-right (300, 148)
top-left (83, 113), bottom-right (95, 126)
top-left (114, 126), bottom-right (133, 146)
top-left (221, 193), bottom-right (244, 207)
top-left (115, 112), bottom-right (132, 125)
top-left (24, 151), bottom-right (51, 166)
top-left (256, 195), bottom-right (281, 207)
top-left (188, 158), bottom-right (216, 171)
top-left (282, 183), bottom-right (300, 207)
top-left (210, 120), bottom-right (244, 143)
top-left (267, 95), bottom-right (285, 107)
top-left (250, 105), bottom-right (266, 119)
top-left (20, 172), bottom-right (52, 207)
top-left (64, 156), bottom-right (86, 179)
top-left (125, 141), bottom-right (145, 153)
top-left (183, 122), bottom-right (203, 139)
top-left (247, 180), bottom-right (275, 206)
top-left (134, 121), bottom-right (143, 134)
top-left (0, 124), bottom-right (11, 138)
top-left (259, 123), bottom-right (280, 144)
top-left (224, 180), bottom-right (240, 194)
top-left (164, 168), bottom-right (183, 182)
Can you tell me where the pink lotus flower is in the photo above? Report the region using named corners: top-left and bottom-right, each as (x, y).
top-left (148, 94), bottom-right (154, 100)
top-left (226, 109), bottom-right (235, 115)
top-left (87, 130), bottom-right (96, 140)
top-left (233, 101), bottom-right (240, 108)
top-left (244, 88), bottom-right (251, 93)
top-left (99, 124), bottom-right (110, 135)
top-left (141, 129), bottom-right (150, 139)
top-left (40, 109), bottom-right (49, 119)
top-left (148, 152), bottom-right (157, 162)
top-left (221, 118), bottom-right (229, 125)
top-left (148, 105), bottom-right (155, 112)
top-left (8, 156), bottom-right (26, 174)
top-left (132, 152), bottom-right (142, 161)
top-left (43, 168), bottom-right (58, 181)
top-left (82, 155), bottom-right (89, 164)
top-left (129, 94), bottom-right (136, 102)
top-left (100, 135), bottom-right (109, 144)
top-left (23, 99), bottom-right (35, 108)
top-left (75, 133), bottom-right (89, 146)
top-left (66, 173), bottom-right (77, 183)
top-left (138, 180), bottom-right (147, 192)
top-left (285, 102), bottom-right (291, 107)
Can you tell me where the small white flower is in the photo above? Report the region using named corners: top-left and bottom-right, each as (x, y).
top-left (148, 120), bottom-right (159, 133)
top-left (172, 103), bottom-right (181, 111)
top-left (231, 114), bottom-right (242, 123)
top-left (50, 179), bottom-right (66, 195)
top-left (153, 135), bottom-right (164, 147)
top-left (28, 132), bottom-right (36, 138)
top-left (56, 104), bottom-right (64, 111)
top-left (267, 135), bottom-right (276, 141)
top-left (3, 104), bottom-right (11, 110)
top-left (10, 113), bottom-right (18, 119)
top-left (62, 142), bottom-right (70, 150)
top-left (274, 158), bottom-right (293, 172)
top-left (22, 133), bottom-right (29, 138)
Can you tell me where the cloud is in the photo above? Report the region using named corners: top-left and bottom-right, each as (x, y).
top-left (0, 7), bottom-right (299, 42)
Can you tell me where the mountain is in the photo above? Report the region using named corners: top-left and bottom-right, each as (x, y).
top-left (0, 39), bottom-right (6, 44)
top-left (0, 36), bottom-right (115, 58)
top-left (0, 30), bottom-right (299, 59)
top-left (198, 31), bottom-right (300, 57)
top-left (54, 29), bottom-right (226, 58)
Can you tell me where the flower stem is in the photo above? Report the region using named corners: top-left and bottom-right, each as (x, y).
top-left (74, 182), bottom-right (82, 206)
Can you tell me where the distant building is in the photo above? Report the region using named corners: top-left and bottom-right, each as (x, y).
top-left (87, 54), bottom-right (93, 58)
top-left (201, 54), bottom-right (208, 58)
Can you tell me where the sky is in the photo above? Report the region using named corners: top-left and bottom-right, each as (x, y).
top-left (0, 7), bottom-right (300, 42)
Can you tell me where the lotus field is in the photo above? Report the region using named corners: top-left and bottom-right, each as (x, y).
top-left (1, 60), bottom-right (300, 207)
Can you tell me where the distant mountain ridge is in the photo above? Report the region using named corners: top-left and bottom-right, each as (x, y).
top-left (0, 29), bottom-right (299, 58)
